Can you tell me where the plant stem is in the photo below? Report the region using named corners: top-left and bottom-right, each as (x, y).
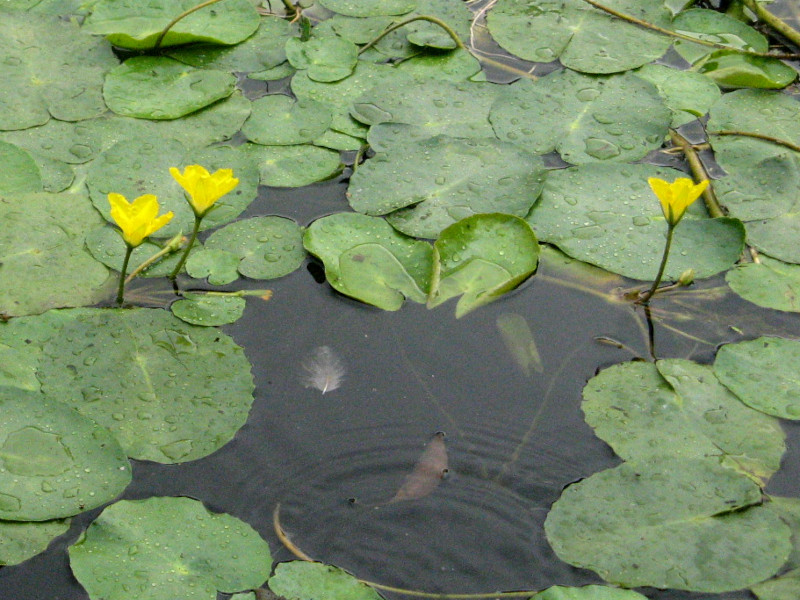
top-left (125, 233), bottom-right (186, 284)
top-left (579, 0), bottom-right (800, 59)
top-left (358, 15), bottom-right (465, 55)
top-left (638, 225), bottom-right (675, 304)
top-left (280, 0), bottom-right (297, 19)
top-left (741, 0), bottom-right (800, 48)
top-left (117, 245), bottom-right (134, 306)
top-left (669, 130), bottom-right (723, 218)
top-left (709, 129), bottom-right (800, 153)
top-left (169, 216), bottom-right (203, 280)
top-left (152, 0), bottom-right (225, 51)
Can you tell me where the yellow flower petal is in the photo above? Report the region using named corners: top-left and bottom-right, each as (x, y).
top-left (170, 164), bottom-right (239, 217)
top-left (648, 176), bottom-right (709, 226)
top-left (108, 193), bottom-right (174, 247)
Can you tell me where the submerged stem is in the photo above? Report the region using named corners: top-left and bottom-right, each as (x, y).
top-left (358, 15), bottom-right (465, 55)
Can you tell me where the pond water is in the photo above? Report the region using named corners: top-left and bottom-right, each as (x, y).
top-left (3, 173), bottom-right (800, 600)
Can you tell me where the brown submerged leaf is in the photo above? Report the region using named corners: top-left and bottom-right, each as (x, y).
top-left (389, 431), bottom-right (448, 503)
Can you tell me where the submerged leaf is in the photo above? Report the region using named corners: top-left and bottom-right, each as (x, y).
top-left (389, 432), bottom-right (448, 503)
top-left (300, 346), bottom-right (345, 394)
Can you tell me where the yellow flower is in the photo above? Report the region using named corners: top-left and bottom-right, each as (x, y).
top-left (648, 177), bottom-right (709, 227)
top-left (169, 165), bottom-right (239, 217)
top-left (108, 193), bottom-right (174, 247)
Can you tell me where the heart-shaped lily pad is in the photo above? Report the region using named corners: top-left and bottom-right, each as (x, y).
top-left (69, 497), bottom-right (271, 600)
top-left (0, 518), bottom-right (70, 566)
top-left (36, 307), bottom-right (255, 463)
top-left (268, 561), bottom-right (383, 600)
top-left (0, 387), bottom-right (131, 521)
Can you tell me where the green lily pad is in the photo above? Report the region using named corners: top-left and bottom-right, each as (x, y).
top-left (285, 36), bottom-right (359, 83)
top-left (0, 11), bottom-right (116, 131)
top-left (535, 586), bottom-right (648, 600)
top-left (527, 163), bottom-right (746, 280)
top-left (36, 307), bottom-right (255, 463)
top-left (69, 497), bottom-right (271, 600)
top-left (204, 216), bottom-right (306, 280)
top-left (351, 79), bottom-right (498, 139)
top-left (268, 561), bottom-right (383, 600)
top-left (291, 62), bottom-right (402, 138)
top-left (394, 47), bottom-right (482, 82)
top-left (582, 360), bottom-right (785, 481)
top-left (752, 569), bottom-right (800, 600)
top-left (313, 129), bottom-right (364, 152)
top-left (185, 248), bottom-right (241, 285)
top-left (0, 342), bottom-right (39, 392)
top-left (243, 95), bottom-right (332, 146)
top-left (0, 92), bottom-right (251, 166)
top-left (170, 293), bottom-right (246, 326)
top-left (104, 56), bottom-right (235, 120)
top-left (489, 69), bottom-right (671, 164)
top-left (369, 0), bottom-right (471, 56)
top-left (714, 336), bottom-right (800, 420)
top-left (672, 9), bottom-right (796, 89)
top-left (726, 255), bottom-right (800, 312)
top-left (303, 212), bottom-right (433, 310)
top-left (167, 16), bottom-right (294, 78)
top-left (318, 0), bottom-right (415, 17)
top-left (544, 458), bottom-right (791, 592)
top-left (0, 518), bottom-right (70, 566)
top-left (0, 142), bottom-right (41, 194)
top-left (751, 498), bottom-right (800, 599)
top-left (87, 139), bottom-right (259, 239)
top-left (0, 387), bottom-right (131, 521)
top-left (349, 135), bottom-right (546, 239)
top-left (242, 143), bottom-right (342, 187)
top-left (634, 64), bottom-right (721, 127)
top-left (486, 0), bottom-right (672, 74)
top-left (0, 191), bottom-right (112, 317)
top-left (82, 0), bottom-right (260, 49)
top-left (429, 214), bottom-right (539, 318)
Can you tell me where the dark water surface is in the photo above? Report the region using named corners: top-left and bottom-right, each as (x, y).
top-left (3, 176), bottom-right (800, 600)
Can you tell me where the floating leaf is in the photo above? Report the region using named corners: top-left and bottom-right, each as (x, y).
top-left (243, 143), bottom-right (341, 187)
top-left (351, 79), bottom-right (498, 140)
top-left (268, 561), bottom-right (384, 600)
top-left (527, 163), bottom-right (745, 280)
top-left (535, 586), bottom-right (649, 600)
top-left (0, 387), bottom-right (131, 521)
top-left (544, 458), bottom-right (791, 592)
top-left (489, 69), bottom-right (671, 164)
top-left (82, 0), bottom-right (260, 49)
top-left (0, 142), bottom-right (41, 194)
top-left (170, 293), bottom-right (246, 326)
top-left (285, 36), bottom-right (359, 83)
top-left (393, 47), bottom-right (482, 82)
top-left (0, 191), bottom-right (112, 317)
top-left (726, 255), bottom-right (800, 312)
top-left (204, 216), bottom-right (305, 280)
top-left (0, 518), bottom-right (70, 566)
top-left (349, 135), bottom-right (546, 239)
top-left (303, 212), bottom-right (432, 310)
top-left (318, 0), bottom-right (415, 17)
top-left (429, 214), bottom-right (539, 318)
top-left (167, 16), bottom-right (294, 78)
top-left (103, 57), bottom-right (235, 120)
top-left (69, 497), bottom-right (272, 600)
top-left (243, 95), bottom-right (332, 146)
top-left (673, 9), bottom-right (796, 89)
top-left (634, 64), bottom-right (721, 127)
top-left (486, 0), bottom-right (672, 74)
top-left (185, 248), bottom-right (241, 285)
top-left (752, 569), bottom-right (800, 600)
top-left (36, 307), bottom-right (255, 463)
top-left (0, 11), bottom-right (116, 130)
top-left (582, 360), bottom-right (785, 481)
top-left (714, 336), bottom-right (800, 420)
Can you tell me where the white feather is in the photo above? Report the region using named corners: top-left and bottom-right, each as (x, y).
top-left (300, 346), bottom-right (345, 394)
